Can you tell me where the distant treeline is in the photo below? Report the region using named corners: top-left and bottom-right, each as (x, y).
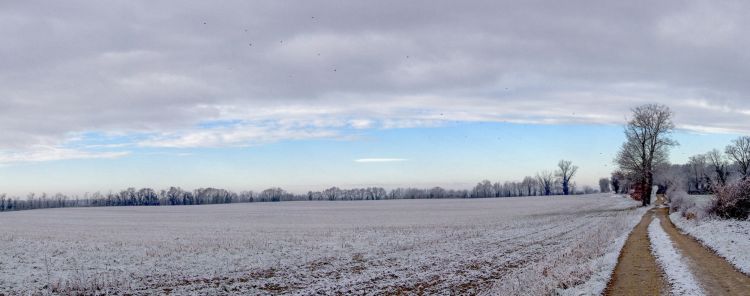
top-left (0, 160), bottom-right (598, 213)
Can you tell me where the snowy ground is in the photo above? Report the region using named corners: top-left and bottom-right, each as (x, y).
top-left (0, 194), bottom-right (643, 295)
top-left (648, 218), bottom-right (705, 295)
top-left (669, 194), bottom-right (713, 219)
top-left (670, 210), bottom-right (750, 275)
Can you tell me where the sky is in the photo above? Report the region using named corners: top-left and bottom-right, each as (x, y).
top-left (1, 0), bottom-right (749, 195)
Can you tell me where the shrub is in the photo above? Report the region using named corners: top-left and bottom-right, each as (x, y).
top-left (667, 190), bottom-right (709, 220)
top-left (710, 179), bottom-right (750, 220)
top-left (668, 190), bottom-right (691, 213)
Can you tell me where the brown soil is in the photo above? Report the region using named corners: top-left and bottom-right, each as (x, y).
top-left (606, 195), bottom-right (750, 295)
top-left (604, 205), bottom-right (667, 295)
top-left (656, 207), bottom-right (750, 295)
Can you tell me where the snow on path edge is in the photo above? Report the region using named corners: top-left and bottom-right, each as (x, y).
top-left (559, 206), bottom-right (648, 296)
top-left (648, 217), bottom-right (705, 296)
top-left (669, 212), bottom-right (750, 275)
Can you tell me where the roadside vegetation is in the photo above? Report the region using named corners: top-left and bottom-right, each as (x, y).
top-left (602, 104), bottom-right (749, 280)
top-left (607, 103), bottom-right (749, 221)
top-left (662, 136), bottom-right (750, 221)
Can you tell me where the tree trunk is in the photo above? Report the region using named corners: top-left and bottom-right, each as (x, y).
top-left (643, 172), bottom-right (653, 206)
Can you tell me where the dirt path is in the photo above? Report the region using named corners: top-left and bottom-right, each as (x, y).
top-left (604, 204), bottom-right (667, 295)
top-left (606, 195), bottom-right (750, 295)
top-left (656, 206), bottom-right (750, 295)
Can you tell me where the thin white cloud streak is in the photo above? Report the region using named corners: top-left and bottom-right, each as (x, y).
top-left (138, 124), bottom-right (339, 148)
top-left (0, 146), bottom-right (130, 164)
top-left (355, 158), bottom-right (408, 163)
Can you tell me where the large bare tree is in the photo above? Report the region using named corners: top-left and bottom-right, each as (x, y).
top-left (556, 160), bottom-right (578, 195)
top-left (725, 136), bottom-right (750, 180)
top-left (615, 104), bottom-right (677, 206)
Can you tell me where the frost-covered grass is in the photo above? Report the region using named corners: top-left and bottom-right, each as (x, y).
top-left (502, 203), bottom-right (646, 296)
top-left (648, 218), bottom-right (705, 296)
top-left (670, 212), bottom-right (750, 275)
top-left (667, 193), bottom-right (750, 275)
top-left (0, 194), bottom-right (642, 295)
top-left (669, 193), bottom-right (713, 219)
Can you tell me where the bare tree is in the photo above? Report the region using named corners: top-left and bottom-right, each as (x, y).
top-left (521, 176), bottom-right (537, 196)
top-left (726, 136), bottom-right (750, 180)
top-left (706, 149), bottom-right (730, 187)
top-left (611, 171), bottom-right (624, 194)
top-left (472, 180), bottom-right (495, 198)
top-left (429, 187), bottom-right (446, 199)
top-left (615, 104), bottom-right (677, 206)
top-left (323, 187), bottom-right (340, 201)
top-left (687, 154), bottom-right (710, 193)
top-left (599, 178), bottom-right (610, 193)
top-left (259, 187), bottom-right (287, 202)
top-left (536, 171), bottom-right (555, 196)
top-left (556, 160), bottom-right (578, 195)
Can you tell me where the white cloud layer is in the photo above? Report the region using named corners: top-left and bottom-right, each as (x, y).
top-left (0, 146), bottom-right (129, 164)
top-left (355, 158), bottom-right (408, 163)
top-left (2, 0), bottom-right (750, 161)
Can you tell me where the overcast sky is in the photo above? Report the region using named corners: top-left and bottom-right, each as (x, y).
top-left (1, 0), bottom-right (749, 194)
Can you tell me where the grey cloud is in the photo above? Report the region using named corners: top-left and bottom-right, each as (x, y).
top-left (1, 0), bottom-right (750, 153)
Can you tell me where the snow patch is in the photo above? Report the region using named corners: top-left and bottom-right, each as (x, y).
top-left (670, 212), bottom-right (750, 275)
top-left (648, 217), bottom-right (705, 295)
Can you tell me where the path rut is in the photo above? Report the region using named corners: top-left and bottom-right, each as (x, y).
top-left (606, 195), bottom-right (750, 295)
top-left (656, 206), bottom-right (750, 295)
top-left (604, 205), bottom-right (666, 295)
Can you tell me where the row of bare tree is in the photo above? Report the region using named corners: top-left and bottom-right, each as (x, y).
top-left (468, 160), bottom-right (586, 198)
top-left (645, 137), bottom-right (750, 195)
top-left (681, 137), bottom-right (750, 193)
top-left (0, 160), bottom-right (588, 212)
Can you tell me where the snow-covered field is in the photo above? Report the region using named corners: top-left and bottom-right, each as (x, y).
top-left (0, 194), bottom-right (643, 295)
